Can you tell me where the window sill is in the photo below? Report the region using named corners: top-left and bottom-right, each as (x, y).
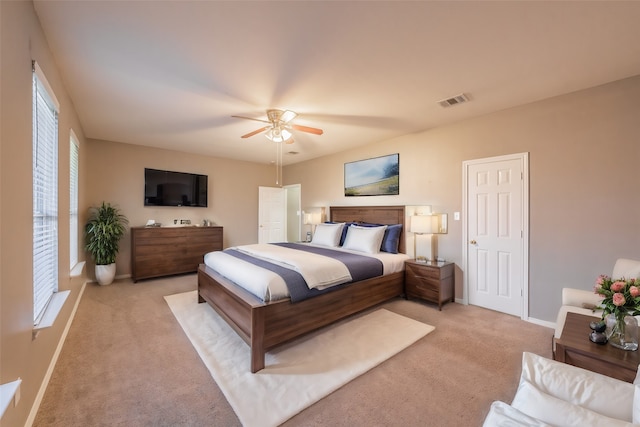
top-left (70, 261), bottom-right (85, 278)
top-left (33, 290), bottom-right (70, 336)
top-left (0, 378), bottom-right (21, 419)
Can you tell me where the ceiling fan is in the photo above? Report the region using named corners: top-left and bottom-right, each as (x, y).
top-left (232, 109), bottom-right (323, 143)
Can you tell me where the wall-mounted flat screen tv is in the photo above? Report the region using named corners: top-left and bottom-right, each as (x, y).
top-left (144, 168), bottom-right (208, 207)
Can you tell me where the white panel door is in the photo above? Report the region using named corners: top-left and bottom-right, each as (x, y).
top-left (258, 186), bottom-right (286, 243)
top-left (466, 156), bottom-right (525, 317)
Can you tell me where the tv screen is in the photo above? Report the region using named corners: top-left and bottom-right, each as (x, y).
top-left (144, 168), bottom-right (208, 207)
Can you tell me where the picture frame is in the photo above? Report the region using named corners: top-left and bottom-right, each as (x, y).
top-left (344, 153), bottom-right (399, 196)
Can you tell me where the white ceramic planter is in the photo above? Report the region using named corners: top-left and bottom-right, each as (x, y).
top-left (95, 263), bottom-right (116, 285)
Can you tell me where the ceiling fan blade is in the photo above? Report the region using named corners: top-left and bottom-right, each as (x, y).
top-left (290, 124), bottom-right (324, 135)
top-left (241, 126), bottom-right (270, 138)
top-left (281, 110), bottom-right (298, 123)
top-left (232, 115), bottom-right (271, 124)
top-left (285, 138), bottom-right (295, 145)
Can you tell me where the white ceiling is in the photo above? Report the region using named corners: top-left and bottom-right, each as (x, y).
top-left (33, 1), bottom-right (640, 166)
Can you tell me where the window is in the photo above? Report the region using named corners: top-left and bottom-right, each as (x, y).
top-left (33, 61), bottom-right (59, 324)
top-left (70, 132), bottom-right (79, 270)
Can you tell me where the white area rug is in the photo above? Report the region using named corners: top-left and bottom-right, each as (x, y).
top-left (165, 290), bottom-right (434, 427)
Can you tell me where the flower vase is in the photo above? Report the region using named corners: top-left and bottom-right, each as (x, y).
top-left (607, 313), bottom-right (639, 351)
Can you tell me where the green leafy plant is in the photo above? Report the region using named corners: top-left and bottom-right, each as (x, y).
top-left (85, 202), bottom-right (129, 265)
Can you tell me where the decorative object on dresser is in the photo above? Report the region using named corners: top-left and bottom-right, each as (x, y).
top-left (84, 202), bottom-right (129, 285)
top-left (131, 226), bottom-right (222, 282)
top-left (405, 260), bottom-right (454, 310)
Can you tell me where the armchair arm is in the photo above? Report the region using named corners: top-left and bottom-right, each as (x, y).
top-left (562, 288), bottom-right (602, 308)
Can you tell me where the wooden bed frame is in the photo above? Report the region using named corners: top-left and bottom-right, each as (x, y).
top-left (197, 205), bottom-right (407, 372)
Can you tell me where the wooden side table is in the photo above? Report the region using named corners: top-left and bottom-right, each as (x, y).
top-left (404, 260), bottom-right (454, 310)
top-left (554, 312), bottom-right (640, 383)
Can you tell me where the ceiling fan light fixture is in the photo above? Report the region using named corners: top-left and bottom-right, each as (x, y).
top-left (265, 127), bottom-right (292, 143)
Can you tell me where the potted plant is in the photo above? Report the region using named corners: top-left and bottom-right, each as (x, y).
top-left (85, 202), bottom-right (128, 285)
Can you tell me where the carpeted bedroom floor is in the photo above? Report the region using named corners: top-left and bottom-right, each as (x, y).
top-left (33, 274), bottom-right (553, 427)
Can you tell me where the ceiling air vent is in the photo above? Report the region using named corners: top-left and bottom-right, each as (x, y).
top-left (437, 93), bottom-right (469, 108)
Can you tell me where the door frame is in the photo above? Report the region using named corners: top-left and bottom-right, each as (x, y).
top-left (462, 152), bottom-right (530, 320)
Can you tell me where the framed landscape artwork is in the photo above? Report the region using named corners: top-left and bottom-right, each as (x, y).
top-left (344, 153), bottom-right (399, 196)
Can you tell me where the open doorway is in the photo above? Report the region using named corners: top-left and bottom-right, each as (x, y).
top-left (284, 184), bottom-right (301, 242)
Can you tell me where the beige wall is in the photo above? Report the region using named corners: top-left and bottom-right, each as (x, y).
top-left (1, 2), bottom-right (88, 425)
top-left (84, 139), bottom-right (277, 278)
top-left (285, 76), bottom-right (640, 322)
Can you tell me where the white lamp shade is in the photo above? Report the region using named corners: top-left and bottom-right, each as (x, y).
top-left (410, 215), bottom-right (433, 234)
top-left (265, 127), bottom-right (292, 143)
top-left (303, 213), bottom-right (312, 225)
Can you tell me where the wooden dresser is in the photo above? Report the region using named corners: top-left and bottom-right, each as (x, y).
top-left (131, 226), bottom-right (223, 282)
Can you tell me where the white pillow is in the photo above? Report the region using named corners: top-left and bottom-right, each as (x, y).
top-left (342, 225), bottom-right (387, 254)
top-left (511, 380), bottom-right (633, 427)
top-left (482, 401), bottom-right (552, 427)
top-left (311, 223), bottom-right (344, 247)
top-left (520, 352), bottom-right (634, 422)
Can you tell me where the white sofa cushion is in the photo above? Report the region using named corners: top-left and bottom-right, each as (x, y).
top-left (520, 352), bottom-right (634, 422)
top-left (511, 380), bottom-right (634, 427)
top-left (482, 401), bottom-right (552, 427)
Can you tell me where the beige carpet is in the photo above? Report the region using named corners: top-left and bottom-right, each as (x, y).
top-left (165, 290), bottom-right (435, 427)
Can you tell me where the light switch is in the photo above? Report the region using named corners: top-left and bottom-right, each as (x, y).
top-left (454, 212), bottom-right (460, 221)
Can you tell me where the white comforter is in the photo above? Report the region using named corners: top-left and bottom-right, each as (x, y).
top-left (203, 243), bottom-right (409, 302)
top-left (236, 244), bottom-right (352, 290)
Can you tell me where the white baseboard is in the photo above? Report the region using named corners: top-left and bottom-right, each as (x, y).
top-left (25, 281), bottom-right (87, 427)
top-left (454, 298), bottom-right (556, 330)
top-left (526, 316), bottom-right (556, 330)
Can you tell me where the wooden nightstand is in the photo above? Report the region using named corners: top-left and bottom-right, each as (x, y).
top-left (404, 260), bottom-right (455, 310)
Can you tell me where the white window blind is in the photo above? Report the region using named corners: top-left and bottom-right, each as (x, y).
top-left (33, 62), bottom-right (59, 324)
top-left (70, 132), bottom-right (79, 269)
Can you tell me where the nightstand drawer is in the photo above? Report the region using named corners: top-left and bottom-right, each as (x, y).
top-left (405, 273), bottom-right (439, 291)
top-left (407, 281), bottom-right (440, 299)
top-left (406, 263), bottom-right (441, 280)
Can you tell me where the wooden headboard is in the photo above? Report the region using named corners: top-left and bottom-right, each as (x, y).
top-left (329, 205), bottom-right (406, 254)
